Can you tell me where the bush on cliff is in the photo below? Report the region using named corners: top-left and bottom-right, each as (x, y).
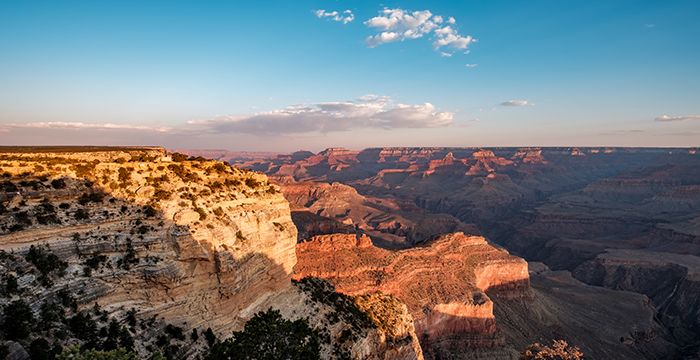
top-left (2, 299), bottom-right (35, 340)
top-left (25, 244), bottom-right (67, 286)
top-left (520, 339), bottom-right (583, 360)
top-left (206, 309), bottom-right (321, 360)
top-left (57, 346), bottom-right (138, 360)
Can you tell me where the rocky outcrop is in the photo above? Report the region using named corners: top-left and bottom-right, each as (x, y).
top-left (573, 250), bottom-right (700, 350)
top-left (0, 148), bottom-right (296, 334)
top-left (494, 263), bottom-right (676, 360)
top-left (0, 147), bottom-right (423, 359)
top-left (280, 181), bottom-right (477, 247)
top-left (293, 232), bottom-right (529, 358)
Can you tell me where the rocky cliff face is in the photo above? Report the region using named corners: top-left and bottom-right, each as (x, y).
top-left (280, 180), bottom-right (477, 248)
top-left (293, 232), bottom-right (530, 358)
top-left (0, 147), bottom-right (296, 333)
top-left (0, 147), bottom-right (422, 359)
top-left (573, 250), bottom-right (700, 347)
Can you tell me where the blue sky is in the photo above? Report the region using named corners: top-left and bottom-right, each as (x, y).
top-left (0, 0), bottom-right (698, 151)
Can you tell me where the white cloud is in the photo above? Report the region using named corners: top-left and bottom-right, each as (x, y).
top-left (6, 122), bottom-right (171, 132)
top-left (432, 25), bottom-right (474, 50)
top-left (655, 114), bottom-right (700, 122)
top-left (188, 95), bottom-right (453, 135)
top-left (500, 99), bottom-right (533, 107)
top-left (315, 9), bottom-right (354, 24)
top-left (465, 63), bottom-right (478, 68)
top-left (364, 8), bottom-right (475, 55)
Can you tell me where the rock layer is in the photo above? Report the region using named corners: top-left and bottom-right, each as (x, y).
top-left (0, 147), bottom-right (423, 359)
top-left (293, 232), bottom-right (529, 358)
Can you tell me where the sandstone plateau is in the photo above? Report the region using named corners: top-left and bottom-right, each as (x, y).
top-left (0, 147), bottom-right (423, 359)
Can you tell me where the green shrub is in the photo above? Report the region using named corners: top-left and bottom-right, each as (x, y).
top-left (1, 274), bottom-right (18, 296)
top-left (75, 208), bottom-right (89, 220)
top-left (195, 207), bottom-right (207, 221)
top-left (57, 346), bottom-right (138, 360)
top-left (51, 178), bottom-right (67, 189)
top-left (520, 340), bottom-right (583, 360)
top-left (206, 309), bottom-right (321, 360)
top-left (170, 153), bottom-right (189, 162)
top-left (29, 337), bottom-right (51, 360)
top-left (1, 180), bottom-right (18, 192)
top-left (143, 205), bottom-right (157, 218)
top-left (25, 244), bottom-right (67, 285)
top-left (40, 300), bottom-right (65, 324)
top-left (68, 311), bottom-right (98, 342)
top-left (245, 178), bottom-right (261, 188)
top-left (118, 167), bottom-right (132, 187)
top-left (2, 299), bottom-right (34, 340)
top-left (78, 192), bottom-right (104, 205)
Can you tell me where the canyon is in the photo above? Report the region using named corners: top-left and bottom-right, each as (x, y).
top-left (1, 145), bottom-right (698, 359)
top-left (221, 146), bottom-right (699, 359)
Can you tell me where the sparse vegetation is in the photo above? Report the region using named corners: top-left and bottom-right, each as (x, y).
top-left (293, 277), bottom-right (375, 348)
top-left (25, 244), bottom-right (67, 286)
top-left (206, 309), bottom-right (321, 360)
top-left (143, 205), bottom-right (157, 218)
top-left (245, 177), bottom-right (261, 189)
top-left (51, 178), bottom-right (67, 189)
top-left (74, 208), bottom-right (89, 220)
top-left (520, 340), bottom-right (584, 360)
top-left (57, 346), bottom-right (138, 360)
top-left (2, 299), bottom-right (34, 340)
top-left (353, 292), bottom-right (407, 341)
top-left (78, 191), bottom-right (105, 205)
top-left (195, 207), bottom-right (208, 221)
top-left (118, 167), bottom-right (132, 188)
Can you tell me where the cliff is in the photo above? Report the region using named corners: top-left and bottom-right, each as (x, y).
top-left (280, 180), bottom-right (477, 248)
top-left (292, 232), bottom-right (530, 358)
top-left (0, 147), bottom-right (422, 359)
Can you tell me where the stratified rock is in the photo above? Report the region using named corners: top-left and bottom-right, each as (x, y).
top-left (0, 147), bottom-right (422, 360)
top-left (293, 232), bottom-right (529, 358)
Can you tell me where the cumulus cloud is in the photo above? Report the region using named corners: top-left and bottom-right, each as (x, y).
top-left (500, 99), bottom-right (533, 107)
top-left (315, 9), bottom-right (354, 24)
top-left (5, 121), bottom-right (171, 132)
top-left (364, 8), bottom-right (475, 55)
top-left (654, 114), bottom-right (700, 122)
top-left (188, 95), bottom-right (453, 135)
top-left (465, 63), bottom-right (478, 68)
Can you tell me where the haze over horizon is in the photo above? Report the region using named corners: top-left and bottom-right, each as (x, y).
top-left (1, 0), bottom-right (699, 151)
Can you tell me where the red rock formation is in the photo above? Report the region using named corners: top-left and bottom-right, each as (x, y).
top-left (279, 180), bottom-right (478, 247)
top-left (512, 148), bottom-right (547, 164)
top-left (293, 232), bottom-right (530, 356)
top-left (466, 149), bottom-right (513, 175)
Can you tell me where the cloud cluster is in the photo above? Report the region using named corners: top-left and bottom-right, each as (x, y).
top-left (654, 114), bottom-right (700, 122)
top-left (500, 99), bottom-right (533, 107)
top-left (364, 8), bottom-right (475, 55)
top-left (315, 9), bottom-right (354, 24)
top-left (6, 121), bottom-right (171, 132)
top-left (189, 95), bottom-right (453, 135)
top-left (1, 96), bottom-right (454, 138)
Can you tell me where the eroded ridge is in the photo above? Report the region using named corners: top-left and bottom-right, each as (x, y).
top-left (293, 232), bottom-right (530, 356)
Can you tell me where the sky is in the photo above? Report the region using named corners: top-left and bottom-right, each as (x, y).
top-left (0, 0), bottom-right (699, 151)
